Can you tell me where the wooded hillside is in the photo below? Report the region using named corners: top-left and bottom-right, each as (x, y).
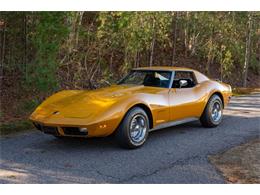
top-left (0, 11), bottom-right (259, 123)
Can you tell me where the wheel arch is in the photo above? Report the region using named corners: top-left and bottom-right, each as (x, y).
top-left (123, 103), bottom-right (154, 129)
top-left (131, 103), bottom-right (153, 129)
top-left (200, 91), bottom-right (224, 127)
top-left (210, 91), bottom-right (224, 108)
top-left (200, 91), bottom-right (225, 118)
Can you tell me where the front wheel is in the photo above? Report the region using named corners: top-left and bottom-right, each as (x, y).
top-left (200, 94), bottom-right (223, 128)
top-left (115, 107), bottom-right (149, 149)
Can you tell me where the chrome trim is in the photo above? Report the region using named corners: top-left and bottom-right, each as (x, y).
top-left (168, 70), bottom-right (175, 89)
top-left (211, 102), bottom-right (222, 122)
top-left (149, 117), bottom-right (198, 132)
top-left (129, 114), bottom-right (147, 143)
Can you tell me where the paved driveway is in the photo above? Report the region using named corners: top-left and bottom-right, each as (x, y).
top-left (0, 93), bottom-right (259, 183)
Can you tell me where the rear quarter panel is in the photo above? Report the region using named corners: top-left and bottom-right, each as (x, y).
top-left (202, 80), bottom-right (232, 108)
top-left (194, 70), bottom-right (232, 108)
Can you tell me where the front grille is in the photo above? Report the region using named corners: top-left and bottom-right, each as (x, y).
top-left (63, 127), bottom-right (88, 136)
top-left (42, 126), bottom-right (59, 135)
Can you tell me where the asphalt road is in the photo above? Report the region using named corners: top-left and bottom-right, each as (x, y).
top-left (1, 93), bottom-right (260, 183)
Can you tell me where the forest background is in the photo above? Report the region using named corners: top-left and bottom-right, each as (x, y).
top-left (0, 11), bottom-right (259, 127)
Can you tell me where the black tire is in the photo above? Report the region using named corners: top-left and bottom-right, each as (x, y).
top-left (54, 135), bottom-right (65, 139)
top-left (115, 107), bottom-right (149, 149)
top-left (54, 135), bottom-right (62, 138)
top-left (200, 94), bottom-right (223, 128)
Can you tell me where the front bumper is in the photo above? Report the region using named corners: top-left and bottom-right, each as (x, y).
top-left (33, 122), bottom-right (88, 137)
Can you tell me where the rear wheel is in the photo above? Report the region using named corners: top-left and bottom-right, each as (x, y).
top-left (115, 107), bottom-right (149, 149)
top-left (200, 94), bottom-right (223, 127)
top-left (54, 135), bottom-right (63, 139)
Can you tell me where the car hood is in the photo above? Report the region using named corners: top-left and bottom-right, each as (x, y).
top-left (31, 85), bottom-right (156, 122)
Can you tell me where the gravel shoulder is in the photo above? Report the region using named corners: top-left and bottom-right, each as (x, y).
top-left (209, 138), bottom-right (260, 183)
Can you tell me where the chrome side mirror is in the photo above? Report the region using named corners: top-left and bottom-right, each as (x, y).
top-left (179, 80), bottom-right (188, 88)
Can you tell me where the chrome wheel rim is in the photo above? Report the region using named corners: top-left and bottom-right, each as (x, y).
top-left (211, 102), bottom-right (222, 122)
top-left (129, 114), bottom-right (147, 143)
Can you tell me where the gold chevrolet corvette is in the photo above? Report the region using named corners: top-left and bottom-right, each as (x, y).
top-left (30, 66), bottom-right (232, 148)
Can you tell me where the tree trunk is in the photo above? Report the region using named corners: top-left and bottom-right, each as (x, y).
top-left (206, 47), bottom-right (212, 76)
top-left (0, 20), bottom-right (6, 68)
top-left (171, 12), bottom-right (178, 66)
top-left (149, 35), bottom-right (155, 67)
top-left (206, 27), bottom-right (214, 76)
top-left (190, 33), bottom-right (199, 56)
top-left (109, 51), bottom-right (113, 71)
top-left (149, 18), bottom-right (156, 67)
top-left (184, 12), bottom-right (189, 58)
top-left (0, 19), bottom-right (6, 95)
top-left (124, 47), bottom-right (128, 67)
top-left (75, 12), bottom-right (84, 48)
top-left (220, 49), bottom-right (223, 82)
top-left (134, 51), bottom-right (140, 68)
top-left (68, 12), bottom-right (84, 53)
top-left (137, 51), bottom-right (140, 68)
top-left (23, 13), bottom-right (28, 81)
top-left (243, 14), bottom-right (253, 87)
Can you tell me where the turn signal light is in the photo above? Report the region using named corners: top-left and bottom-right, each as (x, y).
top-left (99, 124), bottom-right (107, 129)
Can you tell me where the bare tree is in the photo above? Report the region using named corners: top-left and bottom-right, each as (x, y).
top-left (67, 12), bottom-right (84, 53)
top-left (206, 26), bottom-right (215, 76)
top-left (243, 13), bottom-right (253, 87)
top-left (184, 12), bottom-right (189, 58)
top-left (171, 12), bottom-right (178, 66)
top-left (149, 17), bottom-right (156, 67)
top-left (0, 19), bottom-right (6, 68)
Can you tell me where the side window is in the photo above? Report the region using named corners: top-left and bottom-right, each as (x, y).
top-left (172, 71), bottom-right (197, 88)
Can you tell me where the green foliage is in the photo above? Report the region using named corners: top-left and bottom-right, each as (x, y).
top-left (0, 12), bottom-right (27, 71)
top-left (97, 12), bottom-right (172, 68)
top-left (2, 11), bottom-right (259, 92)
top-left (221, 50), bottom-right (234, 79)
top-left (0, 120), bottom-right (33, 136)
top-left (27, 12), bottom-right (69, 92)
top-left (21, 99), bottom-right (40, 113)
top-left (0, 111), bottom-right (3, 119)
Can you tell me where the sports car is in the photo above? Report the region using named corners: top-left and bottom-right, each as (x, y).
top-left (30, 66), bottom-right (232, 148)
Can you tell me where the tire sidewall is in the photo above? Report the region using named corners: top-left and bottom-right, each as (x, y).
top-left (207, 95), bottom-right (223, 126)
top-left (123, 107), bottom-right (149, 148)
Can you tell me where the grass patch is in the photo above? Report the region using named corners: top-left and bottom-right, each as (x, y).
top-left (0, 120), bottom-right (34, 136)
top-left (0, 98), bottom-right (40, 136)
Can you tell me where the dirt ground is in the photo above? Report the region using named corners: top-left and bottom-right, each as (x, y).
top-left (209, 139), bottom-right (260, 184)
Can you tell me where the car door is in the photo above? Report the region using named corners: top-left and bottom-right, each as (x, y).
top-left (141, 71), bottom-right (172, 126)
top-left (169, 71), bottom-right (205, 121)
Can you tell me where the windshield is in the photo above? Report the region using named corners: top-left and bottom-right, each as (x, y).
top-left (118, 70), bottom-right (172, 88)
